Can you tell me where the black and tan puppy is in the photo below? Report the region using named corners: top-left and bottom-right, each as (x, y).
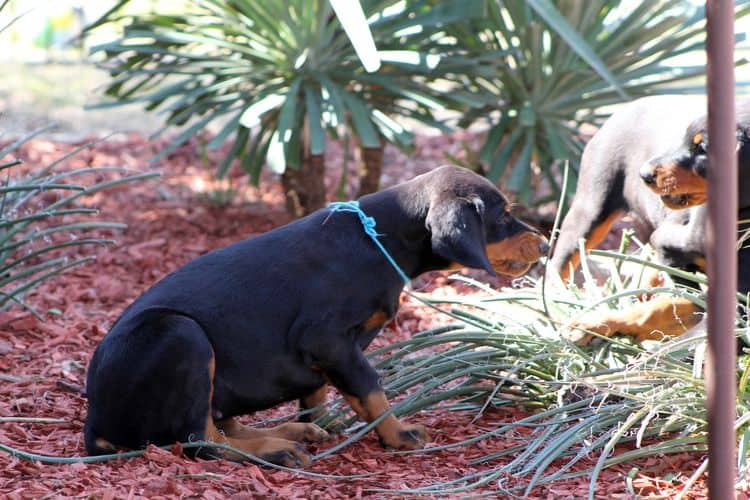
top-left (639, 99), bottom-right (750, 211)
top-left (85, 165), bottom-right (548, 466)
top-left (551, 96), bottom-right (750, 343)
top-left (549, 95), bottom-right (707, 280)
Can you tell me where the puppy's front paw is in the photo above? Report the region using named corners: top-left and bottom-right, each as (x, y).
top-left (380, 423), bottom-right (429, 450)
top-left (257, 439), bottom-right (313, 468)
top-left (563, 320), bottom-right (610, 346)
top-left (299, 423), bottom-right (329, 443)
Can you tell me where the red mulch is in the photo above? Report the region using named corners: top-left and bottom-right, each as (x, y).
top-left (0, 133), bottom-right (730, 498)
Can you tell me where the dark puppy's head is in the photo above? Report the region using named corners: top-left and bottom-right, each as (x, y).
top-left (639, 99), bottom-right (750, 209)
top-left (422, 166), bottom-right (548, 276)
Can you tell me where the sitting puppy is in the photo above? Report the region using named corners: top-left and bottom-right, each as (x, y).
top-left (551, 96), bottom-right (750, 343)
top-left (84, 165), bottom-right (548, 466)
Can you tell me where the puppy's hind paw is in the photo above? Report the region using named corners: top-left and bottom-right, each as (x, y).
top-left (274, 422), bottom-right (329, 443)
top-left (380, 423), bottom-right (429, 450)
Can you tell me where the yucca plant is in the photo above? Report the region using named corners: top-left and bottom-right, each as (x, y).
top-left (0, 128), bottom-right (155, 316)
top-left (0, 1), bottom-right (154, 315)
top-left (293, 240), bottom-right (748, 497)
top-left (86, 0), bottom-right (487, 216)
top-left (453, 0), bottom-right (750, 206)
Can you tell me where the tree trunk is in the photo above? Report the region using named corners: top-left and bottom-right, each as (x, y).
top-left (281, 151), bottom-right (326, 218)
top-left (357, 141), bottom-right (384, 197)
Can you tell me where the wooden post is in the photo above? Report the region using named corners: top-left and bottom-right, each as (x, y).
top-left (705, 1), bottom-right (737, 497)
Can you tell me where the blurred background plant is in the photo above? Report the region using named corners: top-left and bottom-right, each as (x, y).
top-left (82, 0), bottom-right (750, 215)
top-left (450, 0), bottom-right (750, 206)
top-left (85, 0), bottom-right (488, 216)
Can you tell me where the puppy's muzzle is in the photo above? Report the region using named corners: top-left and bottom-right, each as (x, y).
top-left (486, 231), bottom-right (549, 277)
top-left (638, 160), bottom-right (707, 209)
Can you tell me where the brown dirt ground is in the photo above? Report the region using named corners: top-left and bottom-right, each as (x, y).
top-left (0, 133), bottom-right (735, 498)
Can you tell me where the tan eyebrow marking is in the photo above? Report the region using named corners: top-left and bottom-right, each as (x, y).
top-left (693, 132), bottom-right (704, 145)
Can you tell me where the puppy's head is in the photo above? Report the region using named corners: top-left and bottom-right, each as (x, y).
top-left (423, 166), bottom-right (548, 276)
top-left (639, 116), bottom-right (709, 209)
top-left (639, 99), bottom-right (750, 209)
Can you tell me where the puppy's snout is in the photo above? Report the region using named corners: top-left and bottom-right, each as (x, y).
top-left (640, 165), bottom-right (657, 185)
top-left (523, 232), bottom-right (549, 260)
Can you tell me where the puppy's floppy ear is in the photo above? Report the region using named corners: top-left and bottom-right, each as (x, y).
top-left (425, 195), bottom-right (495, 275)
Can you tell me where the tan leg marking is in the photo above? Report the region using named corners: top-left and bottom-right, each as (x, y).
top-left (559, 210), bottom-right (625, 280)
top-left (362, 311), bottom-right (390, 331)
top-left (692, 256), bottom-right (706, 271)
top-left (342, 390), bottom-right (428, 449)
top-left (300, 385), bottom-right (346, 431)
top-left (632, 267), bottom-right (665, 301)
top-left (204, 418), bottom-right (312, 466)
top-left (93, 438), bottom-right (117, 452)
top-left (216, 417), bottom-right (328, 443)
top-left (301, 385), bottom-right (329, 421)
top-left (566, 296), bottom-right (703, 345)
top-left (642, 267), bottom-right (665, 289)
top-left (203, 357), bottom-right (315, 467)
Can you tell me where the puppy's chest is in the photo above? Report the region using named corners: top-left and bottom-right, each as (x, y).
top-left (354, 303), bottom-right (398, 350)
top-left (316, 282), bottom-right (403, 350)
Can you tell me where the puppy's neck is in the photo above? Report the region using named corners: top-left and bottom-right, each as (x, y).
top-left (356, 184), bottom-right (444, 279)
